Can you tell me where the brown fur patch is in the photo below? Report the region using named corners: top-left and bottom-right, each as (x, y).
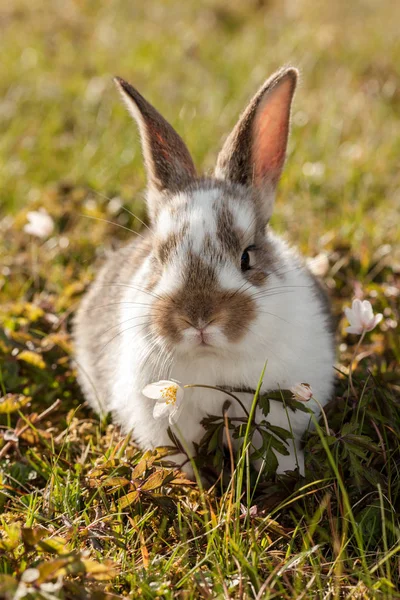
top-left (145, 256), bottom-right (162, 293)
top-left (157, 224), bottom-right (188, 264)
top-left (216, 205), bottom-right (241, 258)
top-left (151, 252), bottom-right (256, 345)
top-left (244, 232), bottom-right (280, 286)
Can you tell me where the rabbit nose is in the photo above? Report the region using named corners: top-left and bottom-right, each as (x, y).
top-left (182, 316), bottom-right (214, 330)
top-left (194, 321), bottom-right (214, 345)
top-left (197, 319), bottom-right (209, 330)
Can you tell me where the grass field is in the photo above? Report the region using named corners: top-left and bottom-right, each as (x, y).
top-left (1, 0), bottom-right (400, 598)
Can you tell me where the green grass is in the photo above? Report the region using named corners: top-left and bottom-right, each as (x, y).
top-left (1, 0), bottom-right (400, 598)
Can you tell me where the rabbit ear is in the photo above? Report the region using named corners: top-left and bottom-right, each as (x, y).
top-left (215, 67), bottom-right (297, 216)
top-left (114, 77), bottom-right (196, 206)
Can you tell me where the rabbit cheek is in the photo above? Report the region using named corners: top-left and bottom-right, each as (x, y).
top-left (219, 293), bottom-right (257, 343)
top-left (151, 300), bottom-right (183, 344)
top-left (246, 268), bottom-right (268, 287)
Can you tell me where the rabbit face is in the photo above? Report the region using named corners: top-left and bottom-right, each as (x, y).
top-left (147, 182), bottom-right (268, 353)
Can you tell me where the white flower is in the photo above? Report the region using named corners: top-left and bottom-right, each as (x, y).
top-left (24, 209), bottom-right (54, 238)
top-left (142, 380), bottom-right (184, 425)
top-left (240, 504), bottom-right (258, 517)
top-left (291, 383), bottom-right (313, 402)
top-left (4, 429), bottom-right (19, 443)
top-left (20, 568), bottom-right (40, 583)
top-left (344, 299), bottom-right (383, 335)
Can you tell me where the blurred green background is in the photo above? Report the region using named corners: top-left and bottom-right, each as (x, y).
top-left (1, 0), bottom-right (399, 252)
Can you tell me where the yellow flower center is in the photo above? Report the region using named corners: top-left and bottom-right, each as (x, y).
top-left (160, 384), bottom-right (178, 405)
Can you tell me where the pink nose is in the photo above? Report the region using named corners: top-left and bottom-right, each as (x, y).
top-left (196, 326), bottom-right (210, 344)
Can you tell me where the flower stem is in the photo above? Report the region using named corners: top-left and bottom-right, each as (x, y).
top-left (348, 330), bottom-right (366, 399)
top-left (312, 396), bottom-right (330, 437)
top-left (183, 384), bottom-right (250, 417)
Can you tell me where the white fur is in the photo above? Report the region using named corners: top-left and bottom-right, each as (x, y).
top-left (229, 199), bottom-right (255, 239)
top-left (156, 206), bottom-right (177, 239)
top-left (105, 187), bottom-right (334, 477)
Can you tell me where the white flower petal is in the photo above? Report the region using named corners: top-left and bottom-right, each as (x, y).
top-left (365, 312), bottom-right (383, 332)
top-left (143, 379), bottom-right (185, 423)
top-left (21, 568), bottom-right (40, 583)
top-left (291, 383), bottom-right (313, 402)
top-left (168, 401), bottom-right (185, 425)
top-left (352, 299), bottom-right (363, 320)
top-left (4, 429), bottom-right (19, 443)
top-left (345, 325), bottom-right (363, 334)
top-left (153, 402), bottom-right (170, 420)
top-left (175, 386), bottom-right (184, 403)
top-left (345, 298), bottom-right (382, 335)
top-left (361, 300), bottom-right (374, 324)
top-left (23, 210), bottom-right (54, 239)
top-left (142, 380), bottom-right (177, 400)
top-left (344, 307), bottom-right (353, 320)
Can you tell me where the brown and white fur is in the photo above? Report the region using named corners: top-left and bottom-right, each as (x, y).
top-left (73, 67), bottom-right (335, 476)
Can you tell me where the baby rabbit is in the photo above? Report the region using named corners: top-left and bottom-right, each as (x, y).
top-left (73, 67), bottom-right (335, 476)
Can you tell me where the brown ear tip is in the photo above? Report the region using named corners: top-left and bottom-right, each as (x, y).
top-left (286, 66), bottom-right (299, 79)
top-left (113, 77), bottom-right (143, 107)
top-left (113, 76), bottom-right (128, 89)
top-left (281, 67), bottom-right (299, 88)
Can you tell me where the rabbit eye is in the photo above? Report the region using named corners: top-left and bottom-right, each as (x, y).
top-left (241, 246), bottom-right (255, 271)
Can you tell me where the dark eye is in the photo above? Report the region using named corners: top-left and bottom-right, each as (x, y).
top-left (241, 246), bottom-right (255, 271)
top-left (241, 250), bottom-right (250, 271)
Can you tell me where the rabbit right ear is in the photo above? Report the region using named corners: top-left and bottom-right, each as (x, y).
top-left (114, 77), bottom-right (197, 220)
top-left (215, 67), bottom-right (298, 220)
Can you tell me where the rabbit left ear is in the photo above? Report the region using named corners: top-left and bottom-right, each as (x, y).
top-left (215, 67), bottom-right (297, 216)
top-left (114, 77), bottom-right (197, 212)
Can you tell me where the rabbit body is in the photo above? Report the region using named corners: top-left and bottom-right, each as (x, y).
top-left (74, 68), bottom-right (335, 475)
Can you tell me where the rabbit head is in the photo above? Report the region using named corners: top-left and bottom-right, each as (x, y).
top-left (114, 68), bottom-right (297, 357)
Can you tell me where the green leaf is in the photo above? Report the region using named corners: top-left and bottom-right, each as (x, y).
top-left (102, 476), bottom-right (130, 488)
top-left (264, 447), bottom-right (279, 474)
top-left (267, 435), bottom-right (290, 456)
top-left (21, 526), bottom-right (48, 547)
top-left (266, 423), bottom-right (293, 442)
top-left (341, 422), bottom-right (356, 436)
top-left (141, 469), bottom-right (168, 491)
top-left (36, 557), bottom-right (73, 583)
top-left (285, 399), bottom-right (312, 413)
top-left (345, 434), bottom-right (380, 454)
top-left (81, 559), bottom-right (118, 580)
top-left (0, 393), bottom-right (31, 414)
top-left (207, 424), bottom-right (223, 452)
top-left (17, 350), bottom-right (46, 369)
top-left (258, 394), bottom-right (270, 417)
top-left (119, 489), bottom-right (140, 509)
top-left (0, 575), bottom-right (18, 597)
top-left (38, 536), bottom-right (69, 555)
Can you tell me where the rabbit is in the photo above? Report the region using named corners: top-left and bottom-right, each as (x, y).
top-left (73, 66), bottom-right (335, 478)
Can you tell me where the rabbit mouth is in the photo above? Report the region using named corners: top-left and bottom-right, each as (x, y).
top-left (197, 339), bottom-right (215, 350)
top-left (189, 332), bottom-right (215, 350)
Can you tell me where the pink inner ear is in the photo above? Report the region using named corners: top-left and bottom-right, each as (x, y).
top-left (253, 77), bottom-right (294, 187)
top-left (154, 130), bottom-right (171, 160)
